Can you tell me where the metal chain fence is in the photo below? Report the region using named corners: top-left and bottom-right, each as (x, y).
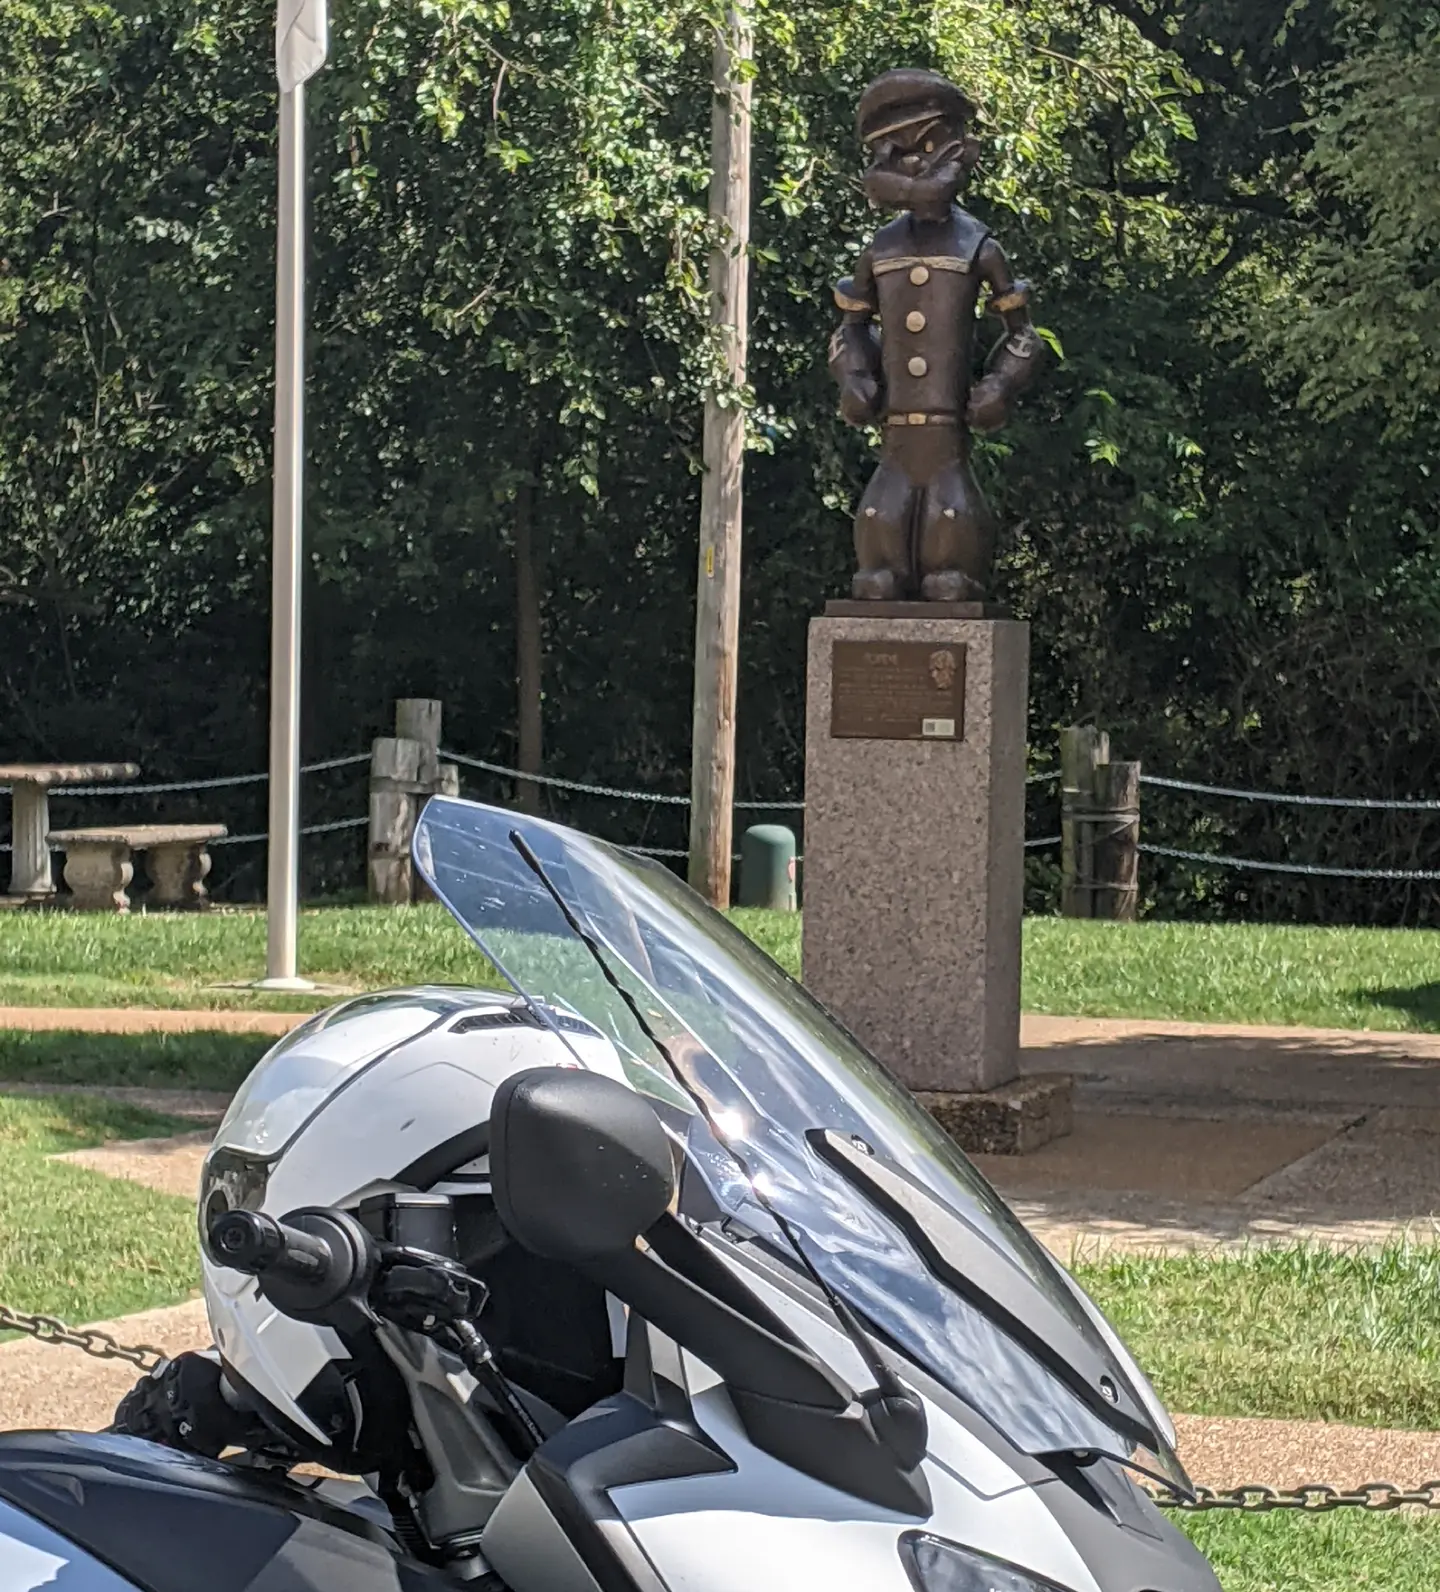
top-left (1154, 1482), bottom-right (1440, 1514)
top-left (0, 1303), bottom-right (162, 1371)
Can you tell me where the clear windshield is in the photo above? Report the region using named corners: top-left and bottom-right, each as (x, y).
top-left (413, 796), bottom-right (1188, 1491)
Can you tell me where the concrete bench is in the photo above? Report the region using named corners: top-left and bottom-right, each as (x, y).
top-left (47, 824), bottom-right (228, 912)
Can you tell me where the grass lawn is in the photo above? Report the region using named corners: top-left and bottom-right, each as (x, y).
top-left (738, 911), bottom-right (1440, 1033)
top-left (0, 1030), bottom-right (272, 1091)
top-left (6, 904), bottom-right (1440, 1032)
top-left (0, 904), bottom-right (482, 1010)
top-left (1077, 1244), bottom-right (1440, 1429)
top-left (0, 1095), bottom-right (197, 1326)
top-left (1181, 1511), bottom-right (1440, 1592)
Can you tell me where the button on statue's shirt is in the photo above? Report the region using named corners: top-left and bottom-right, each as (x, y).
top-left (851, 208), bottom-right (992, 417)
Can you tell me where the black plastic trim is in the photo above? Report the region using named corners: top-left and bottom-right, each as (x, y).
top-left (582, 1224), bottom-right (931, 1515)
top-left (526, 1391), bottom-right (732, 1592)
top-left (622, 1315), bottom-right (727, 1454)
top-left (450, 1009), bottom-right (533, 1033)
top-left (1027, 1472), bottom-right (1223, 1591)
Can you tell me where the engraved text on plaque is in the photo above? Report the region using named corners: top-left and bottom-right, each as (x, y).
top-left (830, 641), bottom-right (967, 741)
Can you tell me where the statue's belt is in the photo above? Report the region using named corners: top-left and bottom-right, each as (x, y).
top-left (886, 412), bottom-right (960, 426)
top-left (872, 254), bottom-right (972, 276)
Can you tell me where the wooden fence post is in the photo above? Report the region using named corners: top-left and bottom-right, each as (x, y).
top-left (372, 699), bottom-right (457, 905)
top-left (1093, 759), bottom-right (1141, 921)
top-left (368, 736), bottom-right (421, 904)
top-left (1060, 726), bottom-right (1108, 918)
top-left (1060, 727), bottom-right (1141, 920)
top-left (396, 698), bottom-right (442, 789)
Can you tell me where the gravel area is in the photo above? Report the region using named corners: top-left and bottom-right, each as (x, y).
top-left (1175, 1413), bottom-right (1440, 1491)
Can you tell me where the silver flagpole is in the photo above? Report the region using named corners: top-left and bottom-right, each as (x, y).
top-left (260, 77), bottom-right (310, 989)
top-left (259, 0), bottom-right (326, 990)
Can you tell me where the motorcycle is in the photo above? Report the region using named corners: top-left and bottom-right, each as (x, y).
top-left (0, 795), bottom-right (1222, 1592)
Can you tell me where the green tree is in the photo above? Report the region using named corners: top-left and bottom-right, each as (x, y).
top-left (1272, 0), bottom-right (1440, 434)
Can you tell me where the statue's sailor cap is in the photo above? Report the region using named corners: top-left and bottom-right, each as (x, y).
top-left (857, 69), bottom-right (978, 146)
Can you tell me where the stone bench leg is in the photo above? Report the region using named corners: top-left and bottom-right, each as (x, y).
top-left (148, 841), bottom-right (214, 910)
top-left (9, 784), bottom-right (54, 898)
top-left (62, 842), bottom-right (134, 913)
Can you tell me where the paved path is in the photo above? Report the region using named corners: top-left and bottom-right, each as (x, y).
top-left (989, 1015), bottom-right (1440, 1255)
top-left (0, 1006), bottom-right (306, 1035)
top-left (1173, 1413), bottom-right (1440, 1492)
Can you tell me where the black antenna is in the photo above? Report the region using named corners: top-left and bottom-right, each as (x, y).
top-left (507, 829), bottom-right (925, 1463)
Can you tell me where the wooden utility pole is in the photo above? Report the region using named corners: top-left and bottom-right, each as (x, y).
top-left (688, 3), bottom-right (753, 908)
top-left (513, 472), bottom-right (544, 816)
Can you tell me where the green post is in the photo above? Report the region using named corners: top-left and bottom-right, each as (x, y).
top-left (739, 824), bottom-right (797, 910)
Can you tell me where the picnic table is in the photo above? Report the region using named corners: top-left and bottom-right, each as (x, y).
top-left (0, 763), bottom-right (140, 899)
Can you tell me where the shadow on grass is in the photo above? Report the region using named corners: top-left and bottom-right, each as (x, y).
top-left (0, 1093), bottom-right (190, 1151)
top-left (1353, 983), bottom-right (1440, 1031)
top-left (0, 1030), bottom-right (269, 1092)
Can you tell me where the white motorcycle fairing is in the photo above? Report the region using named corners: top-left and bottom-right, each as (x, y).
top-left (413, 796), bottom-right (1223, 1592)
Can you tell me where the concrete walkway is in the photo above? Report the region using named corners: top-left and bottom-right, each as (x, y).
top-left (0, 1299), bottom-right (211, 1431)
top-left (977, 1015), bottom-right (1440, 1255)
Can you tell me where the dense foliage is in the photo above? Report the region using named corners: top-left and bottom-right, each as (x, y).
top-left (0, 0), bottom-right (1437, 921)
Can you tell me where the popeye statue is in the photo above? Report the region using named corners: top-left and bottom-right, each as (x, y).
top-left (829, 68), bottom-right (1049, 603)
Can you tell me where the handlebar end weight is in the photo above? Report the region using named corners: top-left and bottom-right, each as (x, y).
top-left (209, 1210), bottom-right (287, 1275)
top-left (208, 1207), bottom-right (376, 1323)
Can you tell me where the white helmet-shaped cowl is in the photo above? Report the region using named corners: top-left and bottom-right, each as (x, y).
top-left (198, 986), bottom-right (630, 1451)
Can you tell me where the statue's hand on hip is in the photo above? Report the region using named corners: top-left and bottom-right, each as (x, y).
top-left (839, 376), bottom-right (882, 427)
top-left (965, 375), bottom-right (1011, 435)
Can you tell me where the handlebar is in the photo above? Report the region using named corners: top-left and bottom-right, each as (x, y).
top-left (209, 1210), bottom-right (334, 1286)
top-left (207, 1200), bottom-right (542, 1460)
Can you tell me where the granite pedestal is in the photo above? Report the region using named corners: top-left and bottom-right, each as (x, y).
top-left (803, 611), bottom-right (1070, 1153)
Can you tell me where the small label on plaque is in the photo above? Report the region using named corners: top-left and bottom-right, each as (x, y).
top-left (830, 641), bottom-right (967, 741)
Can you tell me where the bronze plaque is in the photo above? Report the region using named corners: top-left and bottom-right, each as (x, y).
top-left (830, 641), bottom-right (967, 741)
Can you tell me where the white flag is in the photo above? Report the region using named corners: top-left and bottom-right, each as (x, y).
top-left (276, 0), bottom-right (328, 91)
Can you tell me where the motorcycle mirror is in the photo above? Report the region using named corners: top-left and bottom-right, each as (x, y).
top-left (490, 1067), bottom-right (677, 1263)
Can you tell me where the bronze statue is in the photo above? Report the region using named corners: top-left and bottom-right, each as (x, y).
top-left (829, 69), bottom-right (1049, 603)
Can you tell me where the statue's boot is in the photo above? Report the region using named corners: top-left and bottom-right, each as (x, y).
top-left (920, 569), bottom-right (987, 603)
top-left (852, 567), bottom-right (904, 601)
